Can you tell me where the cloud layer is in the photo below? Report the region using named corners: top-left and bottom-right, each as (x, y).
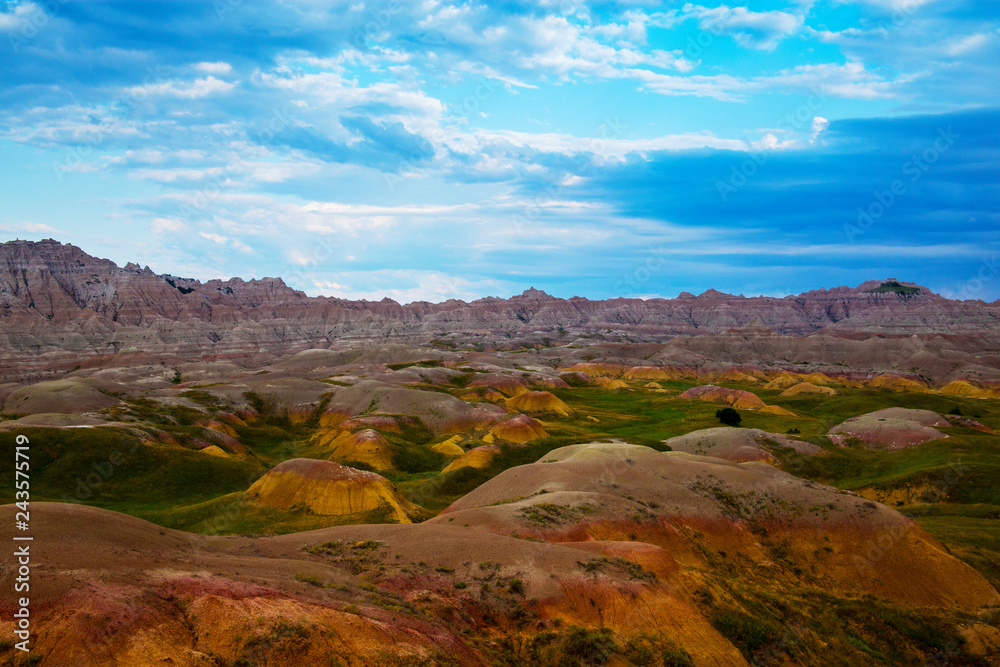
top-left (0, 0), bottom-right (997, 301)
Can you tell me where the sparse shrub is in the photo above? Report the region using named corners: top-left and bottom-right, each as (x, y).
top-left (563, 626), bottom-right (617, 666)
top-left (509, 578), bottom-right (524, 596)
top-left (295, 573), bottom-right (323, 587)
top-left (242, 390), bottom-right (288, 422)
top-left (710, 609), bottom-right (779, 656)
top-left (622, 634), bottom-right (694, 667)
top-left (716, 408), bottom-right (741, 426)
top-left (171, 368), bottom-right (183, 384)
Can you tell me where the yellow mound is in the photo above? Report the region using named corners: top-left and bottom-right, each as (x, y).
top-left (484, 414), bottom-right (548, 444)
top-left (763, 374), bottom-right (801, 390)
top-left (200, 419), bottom-right (239, 438)
top-left (938, 380), bottom-right (994, 398)
top-left (759, 405), bottom-right (798, 417)
top-left (246, 459), bottom-right (419, 522)
top-left (867, 374), bottom-right (928, 392)
top-left (679, 385), bottom-right (766, 410)
top-left (505, 391), bottom-right (571, 416)
top-left (711, 369), bottom-right (760, 384)
top-left (798, 372), bottom-right (835, 386)
top-left (314, 428), bottom-right (393, 471)
top-left (562, 363), bottom-right (624, 377)
top-left (468, 373), bottom-right (529, 397)
top-left (594, 377), bottom-right (629, 391)
top-left (780, 382), bottom-right (838, 397)
top-left (623, 366), bottom-right (690, 381)
top-left (200, 445), bottom-right (230, 458)
top-left (432, 436), bottom-right (466, 457)
top-left (442, 445), bottom-right (499, 473)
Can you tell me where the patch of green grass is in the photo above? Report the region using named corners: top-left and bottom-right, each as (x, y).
top-left (0, 427), bottom-right (262, 510)
top-left (710, 608), bottom-right (781, 657)
top-left (866, 280), bottom-right (921, 296)
top-left (178, 389), bottom-right (226, 410)
top-left (913, 514), bottom-right (1000, 589)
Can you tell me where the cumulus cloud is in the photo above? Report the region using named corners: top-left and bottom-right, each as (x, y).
top-left (682, 4), bottom-right (804, 50)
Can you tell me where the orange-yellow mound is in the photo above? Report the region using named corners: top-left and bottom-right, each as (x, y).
top-left (531, 376), bottom-right (571, 390)
top-left (867, 374), bottom-right (928, 392)
top-left (678, 385), bottom-right (766, 410)
top-left (780, 382), bottom-right (838, 397)
top-left (644, 382), bottom-right (667, 393)
top-left (938, 379), bottom-right (994, 398)
top-left (594, 377), bottom-right (629, 391)
top-left (505, 390), bottom-right (571, 416)
top-left (709, 368), bottom-right (761, 384)
top-left (798, 372), bottom-right (836, 386)
top-left (339, 415), bottom-right (409, 433)
top-left (246, 458), bottom-right (420, 522)
top-left (315, 428), bottom-right (394, 471)
top-left (199, 419), bottom-right (239, 438)
top-left (468, 373), bottom-right (529, 397)
top-left (562, 362), bottom-right (624, 377)
top-left (484, 414), bottom-right (548, 444)
top-left (200, 444), bottom-right (230, 458)
top-left (460, 388), bottom-right (507, 403)
top-left (196, 425), bottom-right (247, 456)
top-left (431, 435), bottom-right (466, 457)
top-left (623, 366), bottom-right (691, 381)
top-left (442, 445), bottom-right (499, 473)
top-left (759, 404), bottom-right (799, 417)
top-left (763, 374), bottom-right (801, 390)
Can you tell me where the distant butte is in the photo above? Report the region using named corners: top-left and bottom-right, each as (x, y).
top-left (0, 239), bottom-right (997, 380)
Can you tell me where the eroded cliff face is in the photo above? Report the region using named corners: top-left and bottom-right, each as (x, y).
top-left (1, 239), bottom-right (998, 371)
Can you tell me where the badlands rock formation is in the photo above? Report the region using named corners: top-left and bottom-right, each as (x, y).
top-left (246, 458), bottom-right (421, 522)
top-left (828, 408), bottom-right (952, 449)
top-left (4, 240), bottom-right (1000, 384)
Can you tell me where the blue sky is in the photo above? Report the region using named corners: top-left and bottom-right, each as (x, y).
top-left (0, 0), bottom-right (997, 302)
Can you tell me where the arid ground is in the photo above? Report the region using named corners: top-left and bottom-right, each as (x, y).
top-left (2, 242), bottom-right (1000, 666)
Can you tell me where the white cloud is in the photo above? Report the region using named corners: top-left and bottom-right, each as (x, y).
top-left (194, 61), bottom-right (233, 74)
top-left (0, 221), bottom-right (64, 235)
top-left (310, 270), bottom-right (506, 303)
top-left (945, 33), bottom-right (989, 56)
top-left (151, 217), bottom-right (186, 235)
top-left (682, 4), bottom-right (803, 50)
top-left (811, 116), bottom-right (829, 140)
top-left (127, 76), bottom-right (235, 100)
